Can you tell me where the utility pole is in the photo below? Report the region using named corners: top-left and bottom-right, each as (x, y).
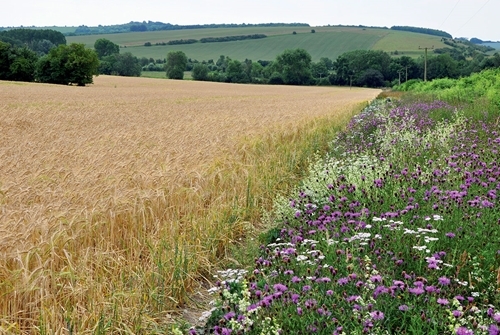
top-left (419, 46), bottom-right (434, 81)
top-left (397, 69), bottom-right (404, 86)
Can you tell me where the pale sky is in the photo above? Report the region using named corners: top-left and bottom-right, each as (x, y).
top-left (1, 0), bottom-right (498, 41)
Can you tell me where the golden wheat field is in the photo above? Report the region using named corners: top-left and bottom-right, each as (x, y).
top-left (0, 76), bottom-right (380, 333)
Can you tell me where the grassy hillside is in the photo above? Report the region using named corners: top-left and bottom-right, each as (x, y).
top-left (66, 26), bottom-right (447, 62)
top-left (372, 30), bottom-right (448, 57)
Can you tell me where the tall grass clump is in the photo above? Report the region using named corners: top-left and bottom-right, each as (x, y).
top-left (189, 94), bottom-right (500, 334)
top-left (397, 67), bottom-right (500, 122)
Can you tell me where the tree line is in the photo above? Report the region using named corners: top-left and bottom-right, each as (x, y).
top-left (162, 46), bottom-right (500, 88)
top-left (390, 26), bottom-right (452, 38)
top-left (67, 22), bottom-right (308, 36)
top-left (146, 34), bottom-right (267, 47)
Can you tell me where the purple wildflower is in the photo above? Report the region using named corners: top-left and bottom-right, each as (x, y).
top-left (337, 277), bottom-right (349, 285)
top-left (456, 326), bottom-right (474, 335)
top-left (399, 304), bottom-right (409, 311)
top-left (409, 287), bottom-right (425, 295)
top-left (437, 298), bottom-right (449, 305)
top-left (489, 324), bottom-right (499, 335)
top-left (370, 310), bottom-right (384, 320)
top-left (223, 311), bottom-right (235, 320)
top-left (273, 283), bottom-right (288, 292)
top-left (438, 276), bottom-right (451, 286)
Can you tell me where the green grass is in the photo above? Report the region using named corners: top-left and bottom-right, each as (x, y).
top-left (372, 30), bottom-right (447, 56)
top-left (66, 26), bottom-right (447, 62)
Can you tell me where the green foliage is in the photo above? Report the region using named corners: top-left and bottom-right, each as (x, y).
top-left (273, 48), bottom-right (312, 85)
top-left (333, 50), bottom-right (392, 85)
top-left (191, 63), bottom-right (209, 81)
top-left (226, 59), bottom-right (249, 83)
top-left (165, 50), bottom-right (187, 79)
top-left (94, 38), bottom-right (119, 58)
top-left (311, 61), bottom-right (328, 79)
top-left (200, 34), bottom-right (267, 43)
top-left (0, 28), bottom-right (66, 46)
top-left (9, 47), bottom-right (38, 82)
top-left (390, 25), bottom-right (452, 38)
top-left (268, 72), bottom-right (284, 85)
top-left (356, 68), bottom-right (384, 87)
top-left (166, 39), bottom-right (198, 45)
top-left (396, 68), bottom-right (500, 120)
top-left (35, 43), bottom-right (99, 86)
top-left (111, 52), bottom-right (142, 76)
top-left (0, 41), bottom-right (38, 82)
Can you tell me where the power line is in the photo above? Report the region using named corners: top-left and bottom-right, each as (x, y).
top-left (454, 0), bottom-right (491, 36)
top-left (439, 0), bottom-right (462, 29)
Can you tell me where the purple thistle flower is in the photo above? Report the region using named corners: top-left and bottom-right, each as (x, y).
top-left (453, 310), bottom-right (463, 318)
top-left (489, 324), bottom-right (499, 335)
top-left (337, 277), bottom-right (349, 285)
top-left (346, 295), bottom-right (360, 303)
top-left (399, 304), bottom-right (409, 311)
top-left (326, 290), bottom-right (333, 296)
top-left (438, 276), bottom-right (451, 286)
top-left (437, 298), bottom-right (449, 305)
top-left (493, 313), bottom-right (500, 323)
top-left (223, 311), bottom-right (235, 320)
top-left (425, 285), bottom-right (438, 293)
top-left (373, 285), bottom-right (389, 298)
top-left (409, 287), bottom-right (425, 295)
top-left (297, 307), bottom-right (303, 315)
top-left (446, 232), bottom-right (456, 238)
top-left (273, 283), bottom-right (288, 292)
top-left (370, 310), bottom-right (384, 320)
top-left (302, 285), bottom-right (311, 292)
top-left (456, 326), bottom-right (474, 335)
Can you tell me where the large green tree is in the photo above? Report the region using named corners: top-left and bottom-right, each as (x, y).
top-left (425, 54), bottom-right (459, 80)
top-left (94, 38), bottom-right (120, 59)
top-left (36, 43), bottom-right (99, 86)
top-left (333, 50), bottom-right (392, 86)
top-left (273, 48), bottom-right (312, 85)
top-left (226, 59), bottom-right (248, 83)
top-left (165, 50), bottom-right (187, 79)
top-left (192, 63), bottom-right (209, 81)
top-left (112, 52), bottom-right (141, 76)
top-left (0, 41), bottom-right (38, 82)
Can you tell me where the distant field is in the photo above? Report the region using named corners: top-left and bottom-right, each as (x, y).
top-left (483, 42), bottom-right (500, 50)
top-left (0, 76), bottom-right (380, 332)
top-left (372, 30), bottom-right (447, 56)
top-left (66, 26), bottom-right (445, 62)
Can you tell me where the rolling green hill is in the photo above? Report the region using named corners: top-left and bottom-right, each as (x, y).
top-left (66, 26), bottom-right (448, 62)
